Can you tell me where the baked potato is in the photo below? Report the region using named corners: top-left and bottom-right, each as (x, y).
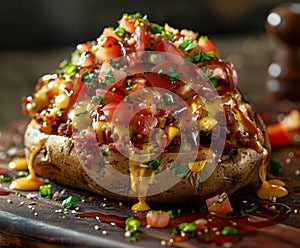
top-left (20, 13), bottom-right (270, 209)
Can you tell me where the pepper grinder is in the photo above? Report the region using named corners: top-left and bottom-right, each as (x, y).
top-left (266, 3), bottom-right (300, 101)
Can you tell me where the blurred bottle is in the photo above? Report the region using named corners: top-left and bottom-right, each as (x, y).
top-left (266, 3), bottom-right (300, 101)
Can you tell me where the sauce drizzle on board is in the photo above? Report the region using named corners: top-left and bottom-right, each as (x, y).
top-left (9, 138), bottom-right (47, 191)
top-left (76, 202), bottom-right (292, 246)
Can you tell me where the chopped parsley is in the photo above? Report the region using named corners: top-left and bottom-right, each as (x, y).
top-left (178, 37), bottom-right (198, 52)
top-left (82, 70), bottom-right (97, 90)
top-left (172, 164), bottom-right (186, 179)
top-left (104, 68), bottom-right (115, 83)
top-left (150, 159), bottom-right (160, 171)
top-left (162, 93), bottom-right (176, 105)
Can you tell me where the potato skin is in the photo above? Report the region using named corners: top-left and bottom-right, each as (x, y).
top-left (24, 120), bottom-right (268, 204)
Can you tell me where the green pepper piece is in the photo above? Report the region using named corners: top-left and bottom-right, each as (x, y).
top-left (39, 184), bottom-right (52, 197)
top-left (221, 226), bottom-right (239, 235)
top-left (125, 216), bottom-right (141, 232)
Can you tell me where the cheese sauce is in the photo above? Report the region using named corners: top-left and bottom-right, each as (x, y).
top-left (129, 160), bottom-right (153, 211)
top-left (8, 157), bottom-right (28, 171)
top-left (257, 149), bottom-right (288, 199)
top-left (10, 138), bottom-right (47, 191)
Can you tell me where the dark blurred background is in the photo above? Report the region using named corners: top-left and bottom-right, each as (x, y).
top-left (0, 0), bottom-right (295, 129)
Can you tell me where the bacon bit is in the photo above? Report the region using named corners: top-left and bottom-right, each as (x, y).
top-left (206, 192), bottom-right (233, 215)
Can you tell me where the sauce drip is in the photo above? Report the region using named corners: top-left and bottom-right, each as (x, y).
top-left (9, 138), bottom-right (47, 191)
top-left (129, 160), bottom-right (152, 211)
top-left (257, 152), bottom-right (288, 199)
top-left (8, 157), bottom-right (28, 171)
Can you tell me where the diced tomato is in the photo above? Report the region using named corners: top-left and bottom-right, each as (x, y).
top-left (145, 72), bottom-right (173, 89)
top-left (95, 36), bottom-right (123, 63)
top-left (118, 16), bottom-right (136, 33)
top-left (198, 36), bottom-right (220, 58)
top-left (267, 123), bottom-right (290, 147)
top-left (152, 38), bottom-right (185, 58)
top-left (78, 52), bottom-right (95, 67)
top-left (76, 43), bottom-right (93, 53)
top-left (96, 88), bottom-right (124, 105)
top-left (131, 113), bottom-right (158, 136)
top-left (202, 60), bottom-right (236, 88)
top-left (103, 102), bottom-right (134, 124)
top-left (146, 210), bottom-right (170, 228)
top-left (0, 170), bottom-right (7, 176)
top-left (133, 25), bottom-right (150, 52)
top-left (102, 27), bottom-right (122, 40)
top-left (206, 192), bottom-right (233, 215)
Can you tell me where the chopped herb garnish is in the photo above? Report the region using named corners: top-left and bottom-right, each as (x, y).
top-left (59, 60), bottom-right (78, 79)
top-left (199, 204), bottom-right (208, 212)
top-left (75, 110), bottom-right (88, 117)
top-left (172, 164), bottom-right (186, 179)
top-left (203, 67), bottom-right (213, 78)
top-left (129, 129), bottom-right (135, 137)
top-left (82, 70), bottom-right (97, 90)
top-left (178, 37), bottom-right (198, 52)
top-left (221, 226), bottom-right (239, 235)
top-left (292, 186), bottom-right (300, 193)
top-left (104, 206), bottom-right (115, 210)
top-left (167, 210), bottom-right (175, 219)
top-left (178, 222), bottom-right (196, 233)
top-left (62, 196), bottom-right (78, 208)
top-left (0, 175), bottom-right (11, 182)
top-left (114, 26), bottom-right (127, 38)
top-left (149, 23), bottom-right (164, 34)
top-left (245, 205), bottom-right (258, 214)
top-left (59, 145), bottom-right (64, 153)
top-left (268, 157), bottom-right (283, 174)
top-left (157, 69), bottom-right (166, 77)
top-left (150, 159), bottom-right (160, 171)
top-left (162, 93), bottom-right (176, 105)
top-left (104, 68), bottom-right (115, 83)
top-left (166, 67), bottom-right (182, 81)
top-left (15, 171), bottom-right (29, 178)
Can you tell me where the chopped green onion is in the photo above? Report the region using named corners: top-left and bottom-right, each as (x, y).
top-left (172, 164), bottom-right (186, 179)
top-left (62, 196), bottom-right (78, 208)
top-left (221, 226), bottom-right (239, 235)
top-left (162, 93), bottom-right (176, 105)
top-left (0, 175), bottom-right (11, 182)
top-left (39, 184), bottom-right (52, 197)
top-left (167, 210), bottom-right (175, 219)
top-left (150, 159), bottom-right (160, 171)
top-left (268, 157), bottom-right (283, 174)
top-left (15, 171), bottom-right (29, 178)
top-left (292, 186), bottom-right (300, 193)
top-left (104, 68), bottom-right (115, 83)
top-left (178, 222), bottom-right (196, 232)
top-left (104, 206), bottom-right (115, 210)
top-left (125, 216), bottom-right (141, 232)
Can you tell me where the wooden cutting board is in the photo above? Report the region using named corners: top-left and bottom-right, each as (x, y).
top-left (0, 119), bottom-right (300, 248)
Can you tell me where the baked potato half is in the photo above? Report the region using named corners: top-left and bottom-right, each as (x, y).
top-left (20, 13), bottom-right (271, 208)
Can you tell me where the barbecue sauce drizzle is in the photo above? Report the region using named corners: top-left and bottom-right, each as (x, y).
top-left (76, 202), bottom-right (292, 246)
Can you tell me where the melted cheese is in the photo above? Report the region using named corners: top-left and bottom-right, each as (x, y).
top-left (10, 138), bottom-right (47, 191)
top-left (8, 157), bottom-right (28, 171)
top-left (257, 150), bottom-right (288, 199)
